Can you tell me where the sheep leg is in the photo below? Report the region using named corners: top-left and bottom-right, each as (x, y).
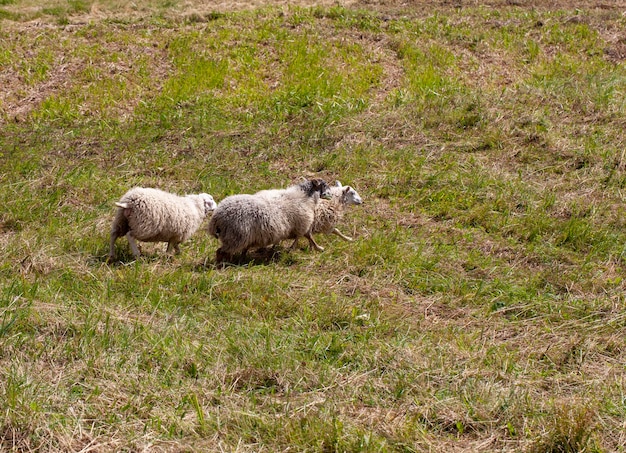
top-left (108, 232), bottom-right (119, 261)
top-left (109, 209), bottom-right (130, 261)
top-left (240, 248), bottom-right (249, 263)
top-left (332, 228), bottom-right (353, 242)
top-left (215, 247), bottom-right (231, 265)
top-left (290, 238), bottom-right (299, 250)
top-left (126, 234), bottom-right (141, 258)
top-left (305, 233), bottom-right (324, 252)
top-left (166, 241), bottom-right (181, 255)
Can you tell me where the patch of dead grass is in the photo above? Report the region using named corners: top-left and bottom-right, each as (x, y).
top-left (0, 22), bottom-right (173, 124)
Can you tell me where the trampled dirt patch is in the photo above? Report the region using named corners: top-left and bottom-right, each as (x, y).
top-left (0, 58), bottom-right (83, 123)
top-left (0, 20), bottom-right (174, 124)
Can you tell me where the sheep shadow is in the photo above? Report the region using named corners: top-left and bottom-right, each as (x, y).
top-left (92, 244), bottom-right (166, 266)
top-left (93, 243), bottom-right (301, 270)
top-left (195, 246), bottom-right (300, 270)
top-left (105, 255), bottom-right (168, 266)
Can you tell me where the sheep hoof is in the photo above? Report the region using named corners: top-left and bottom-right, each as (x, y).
top-left (215, 248), bottom-right (231, 265)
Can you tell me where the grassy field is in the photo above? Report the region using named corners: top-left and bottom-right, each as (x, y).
top-left (2, 0), bottom-right (626, 451)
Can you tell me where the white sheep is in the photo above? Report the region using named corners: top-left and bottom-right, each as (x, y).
top-left (207, 178), bottom-right (331, 264)
top-left (291, 180), bottom-right (363, 248)
top-left (108, 187), bottom-right (217, 260)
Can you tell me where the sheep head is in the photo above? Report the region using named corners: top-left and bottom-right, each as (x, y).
top-left (342, 186), bottom-right (363, 205)
top-left (301, 178), bottom-right (332, 200)
top-left (315, 179), bottom-right (332, 200)
top-left (199, 193), bottom-right (217, 215)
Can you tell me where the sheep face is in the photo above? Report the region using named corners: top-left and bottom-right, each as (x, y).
top-left (312, 178), bottom-right (332, 200)
top-left (298, 178), bottom-right (332, 200)
top-left (200, 193), bottom-right (217, 215)
top-left (342, 186), bottom-right (363, 205)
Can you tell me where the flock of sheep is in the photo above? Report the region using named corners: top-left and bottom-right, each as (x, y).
top-left (108, 178), bottom-right (363, 265)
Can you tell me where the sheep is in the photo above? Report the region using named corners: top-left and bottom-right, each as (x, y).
top-left (108, 187), bottom-right (217, 261)
top-left (207, 178), bottom-right (331, 264)
top-left (291, 180), bottom-right (363, 249)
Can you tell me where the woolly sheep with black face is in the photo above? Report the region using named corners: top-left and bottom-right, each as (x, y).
top-left (207, 178), bottom-right (331, 264)
top-left (310, 180), bottom-right (363, 242)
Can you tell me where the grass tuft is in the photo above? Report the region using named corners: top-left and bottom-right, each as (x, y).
top-left (530, 403), bottom-right (599, 453)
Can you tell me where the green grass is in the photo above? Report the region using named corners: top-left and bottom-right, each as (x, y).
top-left (2, 2), bottom-right (626, 451)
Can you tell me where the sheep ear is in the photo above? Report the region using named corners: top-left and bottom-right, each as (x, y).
top-left (334, 180), bottom-right (342, 187)
top-left (343, 186), bottom-right (351, 194)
